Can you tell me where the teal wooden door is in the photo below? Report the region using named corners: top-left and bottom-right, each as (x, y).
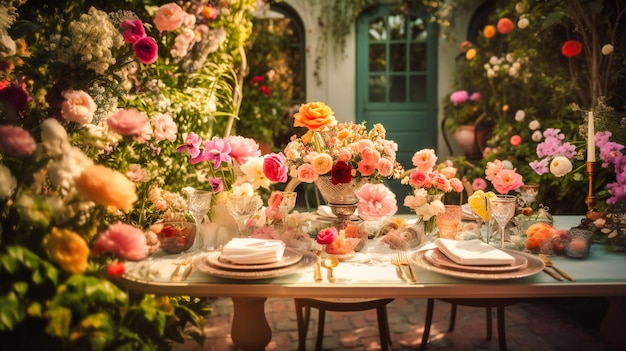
top-left (356, 6), bottom-right (438, 208)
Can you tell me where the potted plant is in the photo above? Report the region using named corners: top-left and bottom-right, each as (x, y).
top-left (443, 89), bottom-right (487, 157)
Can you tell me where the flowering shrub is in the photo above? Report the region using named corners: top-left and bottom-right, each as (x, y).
top-left (284, 102), bottom-right (404, 185)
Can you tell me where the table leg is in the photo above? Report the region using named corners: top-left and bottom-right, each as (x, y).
top-left (231, 297), bottom-right (272, 351)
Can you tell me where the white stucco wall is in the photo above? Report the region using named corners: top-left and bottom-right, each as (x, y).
top-left (284, 0), bottom-right (474, 158)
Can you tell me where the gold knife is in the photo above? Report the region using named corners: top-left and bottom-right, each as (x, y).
top-left (314, 250), bottom-right (323, 282)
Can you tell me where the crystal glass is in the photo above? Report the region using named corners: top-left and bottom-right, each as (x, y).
top-left (519, 184), bottom-right (540, 208)
top-left (186, 190), bottom-right (212, 251)
top-left (436, 205), bottom-right (463, 239)
top-left (226, 193), bottom-right (263, 237)
top-left (488, 195), bottom-right (517, 248)
top-left (276, 191), bottom-right (297, 221)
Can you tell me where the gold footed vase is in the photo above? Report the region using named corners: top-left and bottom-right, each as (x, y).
top-left (314, 176), bottom-right (369, 227)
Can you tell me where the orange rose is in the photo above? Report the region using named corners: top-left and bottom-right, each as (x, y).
top-left (293, 102), bottom-right (337, 131)
top-left (45, 227), bottom-right (90, 274)
top-left (465, 48), bottom-right (477, 60)
top-left (75, 165), bottom-right (138, 212)
top-left (483, 25), bottom-right (496, 39)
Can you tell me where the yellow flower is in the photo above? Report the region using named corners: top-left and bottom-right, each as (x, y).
top-left (45, 227), bottom-right (90, 274)
top-left (74, 164), bottom-right (138, 212)
top-left (468, 190), bottom-right (496, 221)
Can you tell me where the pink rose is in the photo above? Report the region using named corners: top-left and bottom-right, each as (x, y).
top-left (151, 113), bottom-right (178, 142)
top-left (120, 19), bottom-right (146, 44)
top-left (133, 36), bottom-right (158, 64)
top-left (377, 158), bottom-right (394, 177)
top-left (154, 3), bottom-right (186, 32)
top-left (356, 183), bottom-right (398, 220)
top-left (449, 178), bottom-right (464, 192)
top-left (412, 149), bottom-right (437, 173)
top-left (316, 227), bottom-right (338, 245)
top-left (337, 148), bottom-right (352, 162)
top-left (263, 152), bottom-right (288, 183)
top-left (226, 135), bottom-right (261, 165)
top-left (93, 222), bottom-right (149, 261)
top-left (472, 177), bottom-right (488, 191)
top-left (360, 147), bottom-right (380, 163)
top-left (440, 166), bottom-right (457, 179)
top-left (431, 173), bottom-right (451, 192)
top-left (297, 163), bottom-right (319, 183)
top-left (60, 89), bottom-right (97, 125)
top-left (357, 159), bottom-right (376, 176)
top-left (0, 125), bottom-right (36, 156)
top-left (409, 170), bottom-right (429, 188)
top-left (492, 169), bottom-right (524, 194)
top-left (107, 108), bottom-right (152, 138)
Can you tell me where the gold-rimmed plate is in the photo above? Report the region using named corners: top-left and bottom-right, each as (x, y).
top-left (412, 249), bottom-right (544, 280)
top-left (425, 248), bottom-right (528, 273)
top-left (193, 251), bottom-right (315, 280)
top-left (206, 248), bottom-right (303, 271)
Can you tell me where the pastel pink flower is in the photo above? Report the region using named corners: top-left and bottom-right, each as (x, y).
top-left (357, 159), bottom-right (376, 176)
top-left (297, 163), bottom-right (318, 183)
top-left (492, 169), bottom-right (524, 194)
top-left (133, 36), bottom-right (158, 64)
top-left (267, 191), bottom-right (284, 207)
top-left (263, 152), bottom-right (288, 183)
top-left (377, 158), bottom-right (394, 177)
top-left (60, 89), bottom-right (97, 125)
top-left (412, 149), bottom-right (437, 173)
top-left (251, 225), bottom-right (279, 240)
top-left (227, 135), bottom-right (261, 165)
top-left (440, 166), bottom-right (457, 179)
top-left (510, 134), bottom-right (522, 146)
top-left (431, 173), bottom-right (451, 192)
top-left (154, 3), bottom-right (186, 32)
top-left (485, 159), bottom-right (503, 181)
top-left (409, 170), bottom-right (429, 188)
top-left (449, 177), bottom-right (464, 192)
top-left (472, 177), bottom-right (488, 191)
top-left (151, 113), bottom-right (178, 142)
top-left (355, 139), bottom-right (374, 152)
top-left (176, 132), bottom-right (203, 159)
top-left (107, 108), bottom-right (152, 137)
top-left (93, 222), bottom-right (149, 261)
top-left (120, 19), bottom-right (146, 44)
top-left (0, 125), bottom-right (36, 156)
top-left (337, 148), bottom-right (352, 162)
top-left (125, 163), bottom-right (148, 182)
top-left (311, 153), bottom-right (333, 174)
top-left (356, 183), bottom-right (398, 220)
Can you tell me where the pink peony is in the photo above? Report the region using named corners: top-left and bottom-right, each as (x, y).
top-left (485, 159), bottom-right (503, 181)
top-left (471, 177), bottom-right (488, 191)
top-left (93, 222), bottom-right (150, 261)
top-left (316, 227), bottom-right (338, 245)
top-left (492, 169), bottom-right (524, 194)
top-left (227, 135), bottom-right (261, 165)
top-left (151, 113), bottom-right (178, 142)
top-left (263, 152), bottom-right (288, 183)
top-left (356, 183), bottom-right (398, 220)
top-left (449, 90), bottom-right (469, 105)
top-left (412, 148), bottom-right (437, 173)
top-left (120, 19), bottom-right (146, 44)
top-left (132, 36), bottom-right (158, 64)
top-left (60, 89), bottom-right (97, 125)
top-left (0, 125), bottom-right (36, 156)
top-left (107, 108), bottom-right (152, 138)
top-left (154, 3), bottom-right (186, 32)
top-left (297, 163), bottom-right (319, 183)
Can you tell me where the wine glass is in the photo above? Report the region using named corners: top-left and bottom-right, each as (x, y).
top-left (519, 184), bottom-right (540, 208)
top-left (226, 193), bottom-right (263, 237)
top-left (488, 195), bottom-right (517, 249)
top-left (186, 190), bottom-right (213, 251)
top-left (276, 191), bottom-right (297, 221)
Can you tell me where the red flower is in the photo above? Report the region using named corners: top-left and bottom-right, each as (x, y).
top-left (251, 76), bottom-right (264, 84)
top-left (561, 40), bottom-right (582, 58)
top-left (330, 161), bottom-right (352, 184)
top-left (258, 85), bottom-right (270, 97)
top-left (497, 18), bottom-right (514, 34)
top-left (107, 262), bottom-right (126, 279)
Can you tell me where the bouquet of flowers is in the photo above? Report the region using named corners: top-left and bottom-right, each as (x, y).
top-left (283, 102), bottom-right (404, 185)
top-left (402, 149), bottom-right (464, 233)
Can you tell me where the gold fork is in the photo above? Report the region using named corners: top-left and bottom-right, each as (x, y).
top-left (171, 256), bottom-right (192, 281)
top-left (399, 251), bottom-right (417, 282)
top-left (391, 253), bottom-right (409, 282)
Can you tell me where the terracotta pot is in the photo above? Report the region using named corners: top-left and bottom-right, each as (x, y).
top-left (453, 125), bottom-right (480, 158)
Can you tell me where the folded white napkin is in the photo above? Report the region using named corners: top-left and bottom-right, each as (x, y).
top-left (220, 238), bottom-right (286, 264)
top-left (434, 238), bottom-right (515, 266)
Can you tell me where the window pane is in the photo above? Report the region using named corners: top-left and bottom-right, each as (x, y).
top-left (389, 76), bottom-right (406, 102)
top-left (410, 17), bottom-right (427, 40)
top-left (388, 14), bottom-right (406, 40)
top-left (369, 44), bottom-right (386, 72)
top-left (369, 75), bottom-right (387, 102)
top-left (389, 44), bottom-right (406, 72)
top-left (410, 75), bottom-right (427, 102)
top-left (369, 17), bottom-right (386, 41)
top-left (410, 43), bottom-right (427, 71)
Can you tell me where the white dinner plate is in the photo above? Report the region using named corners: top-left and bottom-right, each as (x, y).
top-left (193, 250), bottom-right (315, 280)
top-left (412, 249), bottom-right (544, 280)
top-left (207, 248), bottom-right (303, 271)
top-left (425, 248), bottom-right (528, 273)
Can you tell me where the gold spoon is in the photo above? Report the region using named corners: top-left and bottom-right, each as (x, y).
top-left (322, 255), bottom-right (339, 282)
top-left (539, 254), bottom-right (575, 281)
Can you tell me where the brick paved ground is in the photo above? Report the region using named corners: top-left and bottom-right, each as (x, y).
top-left (174, 296), bottom-right (610, 351)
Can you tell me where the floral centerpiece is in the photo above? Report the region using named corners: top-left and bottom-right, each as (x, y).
top-left (403, 149), bottom-right (464, 235)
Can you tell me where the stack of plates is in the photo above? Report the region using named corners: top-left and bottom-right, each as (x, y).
top-left (193, 248), bottom-right (315, 280)
top-left (411, 242), bottom-right (544, 280)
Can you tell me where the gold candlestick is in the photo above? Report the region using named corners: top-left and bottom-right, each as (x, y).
top-left (586, 161), bottom-right (597, 219)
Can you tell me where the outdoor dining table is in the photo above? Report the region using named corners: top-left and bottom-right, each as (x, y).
top-left (119, 215), bottom-right (626, 351)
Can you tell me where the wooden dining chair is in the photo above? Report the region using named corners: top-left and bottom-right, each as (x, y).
top-left (294, 298), bottom-right (394, 351)
top-left (420, 298), bottom-right (518, 351)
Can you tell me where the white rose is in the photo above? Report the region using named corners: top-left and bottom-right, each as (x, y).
top-left (550, 156), bottom-right (573, 177)
top-left (0, 165), bottom-right (17, 199)
top-left (515, 110), bottom-right (526, 122)
top-left (601, 44), bottom-right (614, 55)
top-left (518, 17), bottom-right (529, 29)
top-left (40, 118), bottom-right (71, 157)
top-left (532, 130), bottom-right (543, 142)
top-left (528, 119), bottom-right (541, 131)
